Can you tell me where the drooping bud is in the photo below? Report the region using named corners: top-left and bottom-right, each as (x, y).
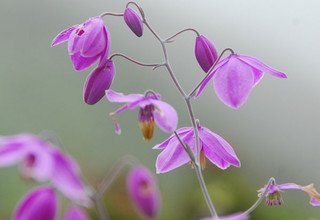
top-left (83, 60), bottom-right (115, 105)
top-left (127, 166), bottom-right (161, 218)
top-left (124, 8), bottom-right (144, 37)
top-left (64, 206), bottom-right (88, 220)
top-left (13, 186), bottom-right (57, 220)
top-left (195, 35), bottom-right (218, 73)
top-left (138, 104), bottom-right (155, 140)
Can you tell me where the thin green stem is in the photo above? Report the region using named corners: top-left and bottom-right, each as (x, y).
top-left (164, 28), bottom-right (200, 43)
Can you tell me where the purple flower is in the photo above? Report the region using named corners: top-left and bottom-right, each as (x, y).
top-left (105, 90), bottom-right (178, 140)
top-left (124, 8), bottom-right (144, 37)
top-left (64, 206), bottom-right (88, 220)
top-left (196, 54), bottom-right (287, 109)
top-left (0, 134), bottom-right (90, 206)
top-left (195, 35), bottom-right (218, 73)
top-left (51, 17), bottom-right (110, 71)
top-left (201, 212), bottom-right (248, 220)
top-left (127, 166), bottom-right (161, 218)
top-left (83, 59), bottom-right (115, 105)
top-left (154, 126), bottom-right (240, 173)
top-left (0, 134), bottom-right (54, 181)
top-left (13, 186), bottom-right (57, 220)
top-left (258, 181), bottom-right (320, 206)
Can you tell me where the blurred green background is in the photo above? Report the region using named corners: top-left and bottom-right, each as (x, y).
top-left (0, 0), bottom-right (319, 219)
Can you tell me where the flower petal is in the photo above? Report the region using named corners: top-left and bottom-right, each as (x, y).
top-left (156, 131), bottom-right (194, 173)
top-left (105, 90), bottom-right (144, 103)
top-left (51, 25), bottom-right (78, 47)
top-left (199, 127), bottom-right (240, 169)
top-left (278, 183), bottom-right (302, 190)
top-left (83, 60), bottom-right (115, 105)
top-left (196, 56), bottom-right (230, 97)
top-left (99, 26), bottom-right (111, 67)
top-left (0, 135), bottom-right (28, 167)
top-left (236, 54), bottom-right (287, 78)
top-left (64, 206), bottom-right (88, 220)
top-left (70, 52), bottom-right (99, 72)
top-left (195, 35), bottom-right (218, 73)
top-left (213, 55), bottom-right (255, 109)
top-left (153, 127), bottom-right (192, 150)
top-left (151, 100), bottom-right (178, 133)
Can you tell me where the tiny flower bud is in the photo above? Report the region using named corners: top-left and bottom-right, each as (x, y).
top-left (14, 186), bottom-right (57, 220)
top-left (64, 206), bottom-right (88, 220)
top-left (83, 60), bottom-right (115, 105)
top-left (138, 104), bottom-right (155, 140)
top-left (127, 166), bottom-right (161, 218)
top-left (195, 35), bottom-right (218, 73)
top-left (124, 8), bottom-right (144, 37)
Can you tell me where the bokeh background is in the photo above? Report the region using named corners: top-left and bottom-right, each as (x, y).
top-left (0, 0), bottom-right (320, 219)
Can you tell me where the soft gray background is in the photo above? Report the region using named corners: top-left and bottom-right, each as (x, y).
top-left (0, 0), bottom-right (319, 219)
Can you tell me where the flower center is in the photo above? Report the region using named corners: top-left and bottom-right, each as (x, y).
top-left (138, 104), bottom-right (155, 140)
top-left (266, 191), bottom-right (283, 206)
top-left (20, 153), bottom-right (37, 181)
top-left (138, 179), bottom-right (152, 197)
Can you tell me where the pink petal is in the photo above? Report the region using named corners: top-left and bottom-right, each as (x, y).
top-left (70, 52), bottom-right (99, 72)
top-left (0, 135), bottom-right (28, 167)
top-left (196, 57), bottom-right (230, 97)
top-left (14, 186), bottom-right (57, 220)
top-left (213, 55), bottom-right (255, 109)
top-left (105, 90), bottom-right (144, 103)
top-left (153, 127), bottom-right (192, 150)
top-left (151, 99), bottom-right (178, 133)
top-left (51, 25), bottom-right (78, 47)
top-left (99, 26), bottom-right (111, 67)
top-left (83, 60), bottom-right (115, 105)
top-left (278, 183), bottom-right (302, 190)
top-left (64, 206), bottom-right (88, 220)
top-left (236, 54), bottom-right (287, 78)
top-left (310, 198), bottom-right (320, 206)
top-left (124, 8), bottom-right (144, 37)
top-left (199, 127), bottom-right (240, 169)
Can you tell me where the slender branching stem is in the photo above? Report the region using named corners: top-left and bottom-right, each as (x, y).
top-left (100, 12), bottom-right (124, 18)
top-left (92, 195), bottom-right (110, 220)
top-left (173, 131), bottom-right (195, 162)
top-left (109, 53), bottom-right (160, 67)
top-left (243, 177), bottom-right (276, 216)
top-left (164, 28), bottom-right (200, 43)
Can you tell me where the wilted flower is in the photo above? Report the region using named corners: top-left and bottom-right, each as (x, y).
top-left (51, 17), bottom-right (110, 71)
top-left (124, 8), bottom-right (144, 37)
top-left (105, 90), bottom-right (178, 140)
top-left (154, 126), bottom-right (240, 173)
top-left (201, 212), bottom-right (249, 220)
top-left (13, 186), bottom-right (57, 220)
top-left (64, 206), bottom-right (88, 220)
top-left (196, 54), bottom-right (287, 108)
top-left (83, 59), bottom-right (115, 105)
top-left (127, 166), bottom-right (161, 218)
top-left (258, 181), bottom-right (320, 207)
top-left (195, 35), bottom-right (218, 73)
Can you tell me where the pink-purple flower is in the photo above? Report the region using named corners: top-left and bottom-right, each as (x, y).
top-left (105, 90), bottom-right (178, 140)
top-left (196, 54), bottom-right (287, 109)
top-left (195, 35), bottom-right (218, 73)
top-left (127, 166), bottom-right (161, 218)
top-left (13, 186), bottom-right (57, 220)
top-left (154, 126), bottom-right (240, 173)
top-left (64, 206), bottom-right (88, 220)
top-left (51, 17), bottom-right (110, 71)
top-left (258, 181), bottom-right (320, 207)
top-left (124, 8), bottom-right (144, 37)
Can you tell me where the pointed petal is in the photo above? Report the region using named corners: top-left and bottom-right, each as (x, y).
top-left (14, 186), bottom-right (57, 220)
top-left (151, 100), bottom-right (178, 133)
top-left (196, 56), bottom-right (230, 97)
top-left (0, 135), bottom-right (28, 167)
top-left (83, 60), bottom-right (115, 105)
top-left (156, 131), bottom-right (194, 173)
top-left (64, 206), bottom-right (88, 220)
top-left (124, 8), bottom-right (144, 37)
top-left (213, 55), bottom-right (255, 109)
top-left (195, 35), bottom-right (218, 73)
top-left (70, 52), bottom-right (99, 72)
top-left (51, 25), bottom-right (78, 47)
top-left (99, 26), bottom-right (111, 67)
top-left (199, 127), bottom-right (240, 169)
top-left (105, 90), bottom-right (144, 103)
top-left (237, 54), bottom-right (287, 78)
top-left (153, 127), bottom-right (192, 149)
top-left (278, 183), bottom-right (302, 190)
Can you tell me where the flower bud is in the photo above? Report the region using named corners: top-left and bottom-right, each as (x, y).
top-left (64, 206), bottom-right (88, 220)
top-left (124, 8), bottom-right (143, 37)
top-left (83, 60), bottom-right (115, 105)
top-left (13, 186), bottom-right (57, 220)
top-left (195, 35), bottom-right (218, 72)
top-left (127, 166), bottom-right (160, 218)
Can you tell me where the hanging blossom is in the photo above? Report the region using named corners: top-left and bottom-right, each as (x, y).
top-left (258, 181), bottom-right (320, 207)
top-left (154, 126), bottom-right (240, 173)
top-left (201, 212), bottom-right (248, 220)
top-left (51, 17), bottom-right (110, 71)
top-left (196, 54), bottom-right (287, 109)
top-left (0, 134), bottom-right (91, 206)
top-left (105, 90), bottom-right (178, 140)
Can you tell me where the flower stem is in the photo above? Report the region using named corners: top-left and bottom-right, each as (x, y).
top-left (109, 53), bottom-right (159, 68)
top-left (92, 194), bottom-right (110, 220)
top-left (100, 12), bottom-right (124, 18)
top-left (164, 28), bottom-right (200, 43)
